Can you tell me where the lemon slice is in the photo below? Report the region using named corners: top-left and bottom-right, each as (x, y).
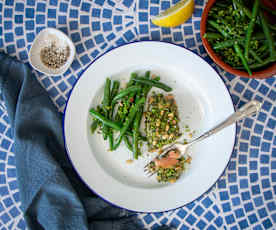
top-left (151, 0), bottom-right (194, 28)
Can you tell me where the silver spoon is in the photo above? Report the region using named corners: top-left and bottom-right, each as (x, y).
top-left (144, 100), bottom-right (262, 177)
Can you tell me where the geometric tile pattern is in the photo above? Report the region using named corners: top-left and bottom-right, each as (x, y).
top-left (0, 0), bottom-right (275, 229)
top-left (216, 77), bottom-right (276, 230)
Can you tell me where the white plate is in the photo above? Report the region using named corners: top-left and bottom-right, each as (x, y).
top-left (64, 41), bottom-right (236, 212)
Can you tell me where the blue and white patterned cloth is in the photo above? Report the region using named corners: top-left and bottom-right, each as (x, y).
top-left (0, 0), bottom-right (275, 229)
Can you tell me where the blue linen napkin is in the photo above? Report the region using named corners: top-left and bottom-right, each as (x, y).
top-left (0, 53), bottom-right (170, 230)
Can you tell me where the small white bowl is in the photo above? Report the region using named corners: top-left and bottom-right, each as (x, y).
top-left (29, 28), bottom-right (75, 76)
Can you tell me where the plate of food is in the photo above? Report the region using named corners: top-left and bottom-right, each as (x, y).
top-left (63, 41), bottom-right (236, 212)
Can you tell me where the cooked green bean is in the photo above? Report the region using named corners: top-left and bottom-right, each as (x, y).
top-left (203, 32), bottom-right (223, 40)
top-left (110, 81), bottom-right (120, 100)
top-left (145, 71), bottom-right (150, 79)
top-left (249, 56), bottom-right (276, 68)
top-left (133, 109), bottom-right (143, 159)
top-left (237, 2), bottom-right (276, 31)
top-left (112, 97), bottom-right (146, 150)
top-left (90, 120), bottom-right (99, 134)
top-left (233, 0), bottom-right (244, 16)
top-left (102, 78), bottom-right (111, 140)
top-left (234, 43), bottom-right (252, 75)
top-left (213, 39), bottom-right (241, 50)
top-left (132, 77), bottom-right (172, 92)
top-left (233, 0), bottom-right (253, 20)
top-left (232, 0), bottom-right (264, 28)
top-left (154, 76), bottom-right (160, 81)
top-left (115, 75), bottom-right (137, 122)
top-left (90, 108), bottom-right (144, 137)
top-left (90, 109), bottom-right (121, 130)
top-left (207, 26), bottom-right (217, 32)
top-left (269, 24), bottom-right (276, 31)
top-left (208, 20), bottom-right (229, 38)
top-left (123, 135), bottom-right (133, 151)
top-left (127, 72), bottom-right (137, 87)
top-left (236, 56), bottom-right (276, 69)
top-left (260, 11), bottom-right (276, 58)
top-left (244, 0), bottom-right (260, 59)
top-left (103, 78), bottom-right (111, 110)
top-left (249, 49), bottom-right (263, 64)
top-left (135, 82), bottom-right (142, 102)
top-left (213, 33), bottom-right (268, 49)
top-left (258, 43), bottom-right (269, 53)
top-left (260, 49), bottom-right (270, 59)
top-left (143, 72), bottom-right (161, 97)
top-left (142, 71), bottom-right (152, 96)
top-left (119, 73), bottom-right (159, 127)
top-left (109, 80), bottom-right (120, 119)
top-left (118, 83), bottom-right (140, 123)
top-left (143, 85), bottom-right (152, 98)
top-left (241, 43), bottom-right (263, 64)
top-left (112, 86), bottom-right (142, 104)
top-left (219, 18), bottom-right (235, 34)
top-left (139, 134), bottom-right (147, 141)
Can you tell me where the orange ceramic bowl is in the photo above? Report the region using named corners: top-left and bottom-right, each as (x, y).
top-left (200, 0), bottom-right (276, 79)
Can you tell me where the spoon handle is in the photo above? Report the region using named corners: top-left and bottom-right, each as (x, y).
top-left (188, 100), bottom-right (262, 146)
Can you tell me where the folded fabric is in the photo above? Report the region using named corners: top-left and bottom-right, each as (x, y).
top-left (0, 53), bottom-right (171, 230)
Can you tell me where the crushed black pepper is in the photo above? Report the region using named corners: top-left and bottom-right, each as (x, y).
top-left (40, 42), bottom-right (70, 69)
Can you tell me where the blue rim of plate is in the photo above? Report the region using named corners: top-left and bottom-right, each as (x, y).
top-left (62, 40), bottom-right (237, 214)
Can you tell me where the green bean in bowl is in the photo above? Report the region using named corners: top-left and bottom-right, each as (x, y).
top-left (204, 0), bottom-right (276, 76)
top-left (89, 71), bottom-right (177, 162)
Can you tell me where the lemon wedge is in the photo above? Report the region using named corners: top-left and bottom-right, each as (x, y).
top-left (151, 0), bottom-right (194, 27)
